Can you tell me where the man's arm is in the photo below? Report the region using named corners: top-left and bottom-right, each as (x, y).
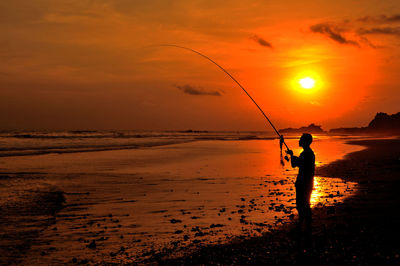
top-left (287, 150), bottom-right (303, 168)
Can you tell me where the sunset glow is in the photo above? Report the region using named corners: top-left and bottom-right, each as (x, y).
top-left (0, 1), bottom-right (398, 131)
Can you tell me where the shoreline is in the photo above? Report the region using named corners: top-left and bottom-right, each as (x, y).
top-left (154, 138), bottom-right (400, 265)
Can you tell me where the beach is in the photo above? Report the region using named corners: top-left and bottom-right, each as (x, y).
top-left (159, 138), bottom-right (400, 265)
top-left (0, 132), bottom-right (370, 264)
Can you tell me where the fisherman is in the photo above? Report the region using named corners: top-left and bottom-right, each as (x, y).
top-left (286, 133), bottom-right (315, 229)
top-left (163, 44), bottom-right (316, 231)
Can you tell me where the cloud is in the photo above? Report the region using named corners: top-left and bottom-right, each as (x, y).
top-left (357, 14), bottom-right (400, 24)
top-left (357, 26), bottom-right (400, 37)
top-left (310, 23), bottom-right (359, 46)
top-left (359, 36), bottom-right (385, 49)
top-left (175, 85), bottom-right (222, 96)
top-left (310, 14), bottom-right (400, 49)
top-left (250, 35), bottom-right (272, 48)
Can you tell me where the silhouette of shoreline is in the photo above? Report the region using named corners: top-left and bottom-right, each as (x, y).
top-left (152, 138), bottom-right (400, 264)
top-left (280, 123), bottom-right (326, 134)
top-left (329, 112), bottom-right (400, 135)
top-left (279, 112), bottom-right (400, 135)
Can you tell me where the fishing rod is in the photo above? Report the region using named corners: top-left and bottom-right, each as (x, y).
top-left (158, 44), bottom-right (290, 151)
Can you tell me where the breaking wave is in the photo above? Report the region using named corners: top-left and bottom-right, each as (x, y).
top-left (0, 130), bottom-right (278, 157)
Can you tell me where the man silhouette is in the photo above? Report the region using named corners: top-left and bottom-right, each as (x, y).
top-left (287, 133), bottom-right (315, 229)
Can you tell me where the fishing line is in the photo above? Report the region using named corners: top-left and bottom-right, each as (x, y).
top-left (156, 44), bottom-right (290, 152)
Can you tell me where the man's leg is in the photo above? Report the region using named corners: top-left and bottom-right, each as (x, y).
top-left (296, 186), bottom-right (305, 227)
top-left (304, 188), bottom-right (313, 228)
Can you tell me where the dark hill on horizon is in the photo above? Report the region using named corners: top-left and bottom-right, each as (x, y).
top-left (330, 112), bottom-right (400, 135)
top-left (279, 112), bottom-right (400, 135)
top-left (279, 123), bottom-right (326, 134)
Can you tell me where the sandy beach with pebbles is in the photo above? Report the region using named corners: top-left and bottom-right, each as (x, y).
top-left (158, 138), bottom-right (400, 265)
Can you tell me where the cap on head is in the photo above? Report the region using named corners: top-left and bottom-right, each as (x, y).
top-left (300, 133), bottom-right (313, 147)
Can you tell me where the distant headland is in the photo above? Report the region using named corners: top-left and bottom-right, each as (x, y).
top-left (279, 123), bottom-right (326, 134)
top-left (279, 112), bottom-right (400, 135)
top-left (329, 112), bottom-right (400, 135)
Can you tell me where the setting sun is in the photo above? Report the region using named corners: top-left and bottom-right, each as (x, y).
top-left (289, 70), bottom-right (324, 98)
top-left (299, 77), bottom-right (316, 89)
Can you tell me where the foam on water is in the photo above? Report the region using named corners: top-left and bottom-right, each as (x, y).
top-left (0, 130), bottom-right (277, 157)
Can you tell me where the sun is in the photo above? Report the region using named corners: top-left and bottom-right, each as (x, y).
top-left (289, 71), bottom-right (323, 94)
top-left (299, 77), bottom-right (315, 89)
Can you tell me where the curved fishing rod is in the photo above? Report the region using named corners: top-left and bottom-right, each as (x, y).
top-left (158, 44), bottom-right (290, 151)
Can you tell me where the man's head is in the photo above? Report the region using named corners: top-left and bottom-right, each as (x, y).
top-left (299, 133), bottom-right (312, 148)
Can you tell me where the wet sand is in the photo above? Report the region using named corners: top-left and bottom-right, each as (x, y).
top-left (157, 138), bottom-right (400, 265)
top-left (0, 136), bottom-right (363, 264)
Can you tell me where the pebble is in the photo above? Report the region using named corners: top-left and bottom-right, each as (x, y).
top-left (210, 223), bottom-right (224, 228)
top-left (87, 240), bottom-right (96, 249)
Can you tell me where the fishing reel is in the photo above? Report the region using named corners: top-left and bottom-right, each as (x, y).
top-left (284, 148), bottom-right (293, 162)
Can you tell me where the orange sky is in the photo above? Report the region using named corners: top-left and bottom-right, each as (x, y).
top-left (0, 0), bottom-right (400, 131)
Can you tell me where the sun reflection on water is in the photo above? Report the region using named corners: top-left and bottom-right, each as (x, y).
top-left (310, 176), bottom-right (357, 207)
top-left (311, 178), bottom-right (321, 206)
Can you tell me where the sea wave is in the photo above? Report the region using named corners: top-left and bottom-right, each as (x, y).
top-left (0, 130), bottom-right (279, 157)
top-left (0, 140), bottom-right (190, 157)
top-left (0, 130), bottom-right (277, 139)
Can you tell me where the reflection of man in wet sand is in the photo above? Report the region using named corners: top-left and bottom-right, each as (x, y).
top-left (287, 133), bottom-right (315, 229)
